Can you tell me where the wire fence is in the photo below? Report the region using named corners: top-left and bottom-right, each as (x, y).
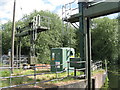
top-left (0, 60), bottom-right (102, 89)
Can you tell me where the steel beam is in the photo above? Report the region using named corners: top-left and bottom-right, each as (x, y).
top-left (85, 2), bottom-right (120, 18)
top-left (64, 2), bottom-right (120, 23)
top-left (15, 26), bottom-right (49, 37)
top-left (79, 2), bottom-right (84, 62)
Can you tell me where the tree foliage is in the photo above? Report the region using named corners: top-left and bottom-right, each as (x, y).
top-left (1, 10), bottom-right (76, 64)
top-left (91, 17), bottom-right (118, 64)
top-left (1, 21), bottom-right (12, 54)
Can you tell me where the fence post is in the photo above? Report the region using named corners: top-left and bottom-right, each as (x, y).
top-left (92, 78), bottom-right (95, 90)
top-left (67, 61), bottom-right (70, 77)
top-left (74, 67), bottom-right (76, 77)
top-left (55, 64), bottom-right (58, 79)
top-left (101, 61), bottom-right (102, 69)
top-left (34, 66), bottom-right (36, 86)
top-left (105, 60), bottom-right (108, 76)
top-left (10, 68), bottom-right (12, 87)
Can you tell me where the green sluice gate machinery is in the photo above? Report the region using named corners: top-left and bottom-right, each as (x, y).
top-left (50, 47), bottom-right (75, 72)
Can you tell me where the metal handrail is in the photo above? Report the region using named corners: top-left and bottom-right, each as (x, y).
top-left (0, 62), bottom-right (70, 89)
top-left (62, 0), bottom-right (78, 20)
top-left (0, 60), bottom-right (102, 89)
top-left (69, 68), bottom-right (86, 71)
top-left (68, 61), bottom-right (86, 63)
top-left (91, 61), bottom-right (102, 71)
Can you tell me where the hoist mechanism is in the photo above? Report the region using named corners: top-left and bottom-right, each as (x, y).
top-left (15, 14), bottom-right (50, 68)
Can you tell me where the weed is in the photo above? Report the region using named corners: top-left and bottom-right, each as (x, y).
top-left (0, 70), bottom-right (10, 77)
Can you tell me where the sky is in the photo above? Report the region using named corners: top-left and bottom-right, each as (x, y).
top-left (0, 0), bottom-right (119, 24)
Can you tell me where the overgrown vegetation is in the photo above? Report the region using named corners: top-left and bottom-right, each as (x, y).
top-left (100, 76), bottom-right (109, 90)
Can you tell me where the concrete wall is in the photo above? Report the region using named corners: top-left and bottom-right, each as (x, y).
top-left (53, 71), bottom-right (106, 89)
top-left (92, 72), bottom-right (107, 88)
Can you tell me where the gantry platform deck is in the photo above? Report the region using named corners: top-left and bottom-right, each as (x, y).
top-left (15, 26), bottom-right (49, 37)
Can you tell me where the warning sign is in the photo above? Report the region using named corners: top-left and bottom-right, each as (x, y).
top-left (55, 61), bottom-right (60, 68)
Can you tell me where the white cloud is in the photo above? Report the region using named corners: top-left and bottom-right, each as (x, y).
top-left (1, 0), bottom-right (118, 24)
top-left (0, 0), bottom-right (13, 24)
top-left (0, 0), bottom-right (78, 24)
top-left (49, 0), bottom-right (77, 6)
top-left (16, 0), bottom-right (56, 21)
top-left (0, 0), bottom-right (57, 24)
top-left (16, 0), bottom-right (55, 15)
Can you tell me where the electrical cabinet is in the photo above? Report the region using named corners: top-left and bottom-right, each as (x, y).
top-left (50, 47), bottom-right (75, 72)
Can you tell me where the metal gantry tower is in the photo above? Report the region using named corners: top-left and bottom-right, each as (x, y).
top-left (15, 15), bottom-right (50, 66)
top-left (62, 0), bottom-right (120, 89)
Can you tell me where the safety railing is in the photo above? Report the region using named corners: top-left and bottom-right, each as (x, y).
top-left (62, 0), bottom-right (78, 20)
top-left (62, 1), bottom-right (104, 21)
top-left (67, 60), bottom-right (86, 78)
top-left (91, 61), bottom-right (102, 71)
top-left (0, 63), bottom-right (69, 89)
top-left (0, 60), bottom-right (102, 89)
top-left (32, 15), bottom-right (50, 30)
top-left (2, 59), bottom-right (28, 67)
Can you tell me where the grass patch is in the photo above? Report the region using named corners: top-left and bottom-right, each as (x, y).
top-left (0, 80), bottom-right (10, 87)
top-left (0, 62), bottom-right (3, 67)
top-left (12, 77), bottom-right (24, 84)
top-left (0, 70), bottom-right (10, 77)
top-left (34, 71), bottom-right (83, 81)
top-left (50, 77), bottom-right (75, 84)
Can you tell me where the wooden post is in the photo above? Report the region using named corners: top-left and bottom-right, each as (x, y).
top-left (74, 67), bottom-right (77, 77)
top-left (92, 78), bottom-right (95, 90)
top-left (11, 0), bottom-right (16, 73)
top-left (16, 40), bottom-right (18, 67)
top-left (18, 37), bottom-right (21, 67)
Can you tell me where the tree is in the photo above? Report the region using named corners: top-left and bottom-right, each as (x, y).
top-left (1, 10), bottom-right (76, 64)
top-left (91, 17), bottom-right (118, 65)
top-left (1, 21), bottom-right (12, 54)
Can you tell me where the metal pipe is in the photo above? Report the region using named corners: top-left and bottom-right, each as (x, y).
top-left (87, 17), bottom-right (92, 90)
top-left (34, 66), bottom-right (36, 86)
